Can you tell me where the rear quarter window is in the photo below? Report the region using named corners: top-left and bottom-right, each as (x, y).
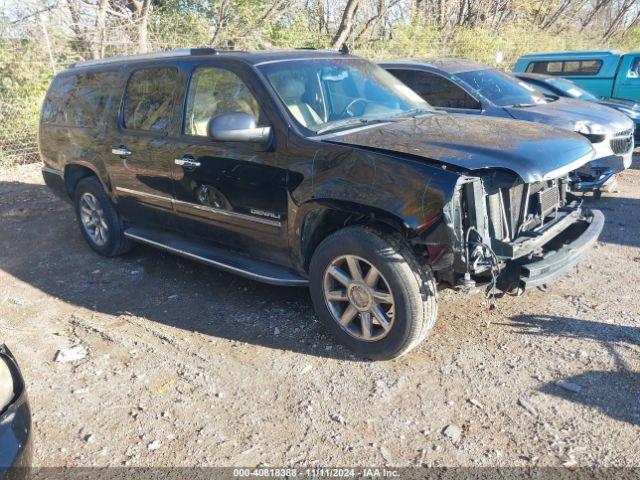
top-left (122, 68), bottom-right (180, 132)
top-left (42, 71), bottom-right (119, 127)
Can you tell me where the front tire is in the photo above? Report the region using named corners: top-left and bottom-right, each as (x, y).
top-left (73, 176), bottom-right (132, 257)
top-left (309, 226), bottom-right (437, 360)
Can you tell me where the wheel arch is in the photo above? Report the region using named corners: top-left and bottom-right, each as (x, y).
top-left (295, 199), bottom-right (413, 272)
top-left (64, 162), bottom-right (112, 199)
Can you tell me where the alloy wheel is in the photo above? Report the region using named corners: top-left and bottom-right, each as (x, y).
top-left (323, 255), bottom-right (395, 342)
top-left (79, 192), bottom-right (109, 247)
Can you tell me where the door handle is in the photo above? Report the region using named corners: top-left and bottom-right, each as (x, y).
top-left (112, 147), bottom-right (132, 156)
top-left (175, 157), bottom-right (201, 168)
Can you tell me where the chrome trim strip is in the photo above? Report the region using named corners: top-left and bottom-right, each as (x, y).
top-left (114, 187), bottom-right (282, 227)
top-left (42, 166), bottom-right (63, 177)
top-left (115, 187), bottom-right (173, 203)
top-left (174, 199), bottom-right (282, 227)
top-left (123, 232), bottom-right (307, 286)
top-left (314, 121), bottom-right (394, 139)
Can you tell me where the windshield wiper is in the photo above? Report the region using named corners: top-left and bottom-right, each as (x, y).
top-left (315, 117), bottom-right (393, 135)
top-left (390, 108), bottom-right (433, 119)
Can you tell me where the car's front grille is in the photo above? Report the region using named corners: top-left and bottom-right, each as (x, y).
top-left (610, 129), bottom-right (634, 154)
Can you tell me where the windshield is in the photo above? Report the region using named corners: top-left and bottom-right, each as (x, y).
top-left (456, 69), bottom-right (547, 107)
top-left (545, 77), bottom-right (598, 101)
top-left (258, 58), bottom-right (432, 134)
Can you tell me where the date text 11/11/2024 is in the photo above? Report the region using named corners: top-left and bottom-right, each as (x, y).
top-left (232, 468), bottom-right (400, 477)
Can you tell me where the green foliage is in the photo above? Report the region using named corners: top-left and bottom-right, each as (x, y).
top-left (618, 26), bottom-right (640, 51)
top-left (0, 39), bottom-right (52, 99)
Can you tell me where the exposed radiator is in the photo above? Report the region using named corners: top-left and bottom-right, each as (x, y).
top-left (538, 184), bottom-right (560, 217)
top-left (485, 179), bottom-right (563, 240)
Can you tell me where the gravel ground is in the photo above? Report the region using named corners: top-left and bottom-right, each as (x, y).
top-left (0, 160), bottom-right (639, 468)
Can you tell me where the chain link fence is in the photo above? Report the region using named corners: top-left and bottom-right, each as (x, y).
top-left (0, 96), bottom-right (43, 167)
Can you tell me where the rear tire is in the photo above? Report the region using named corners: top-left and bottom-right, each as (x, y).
top-left (73, 176), bottom-right (132, 257)
top-left (309, 226), bottom-right (437, 360)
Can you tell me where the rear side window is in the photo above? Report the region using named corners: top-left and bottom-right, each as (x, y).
top-left (526, 60), bottom-right (602, 76)
top-left (184, 67), bottom-right (260, 137)
top-left (42, 71), bottom-right (118, 127)
top-left (123, 68), bottom-right (179, 132)
top-left (390, 69), bottom-right (480, 109)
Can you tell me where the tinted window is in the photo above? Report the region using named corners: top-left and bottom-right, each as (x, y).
top-left (577, 60), bottom-right (601, 74)
top-left (389, 69), bottom-right (480, 109)
top-left (526, 60), bottom-right (602, 76)
top-left (184, 67), bottom-right (261, 137)
top-left (457, 69), bottom-right (545, 107)
top-left (123, 68), bottom-right (179, 132)
top-left (546, 62), bottom-right (562, 73)
top-left (42, 71), bottom-right (118, 127)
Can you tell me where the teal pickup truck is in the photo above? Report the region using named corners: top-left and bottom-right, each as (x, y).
top-left (514, 50), bottom-right (640, 102)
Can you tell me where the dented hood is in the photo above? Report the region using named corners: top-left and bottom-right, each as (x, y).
top-left (322, 113), bottom-right (594, 183)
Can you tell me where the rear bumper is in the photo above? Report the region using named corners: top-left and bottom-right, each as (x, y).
top-left (41, 166), bottom-right (68, 201)
top-left (498, 209), bottom-right (604, 291)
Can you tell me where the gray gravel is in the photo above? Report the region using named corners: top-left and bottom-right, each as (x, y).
top-left (0, 159), bottom-right (639, 468)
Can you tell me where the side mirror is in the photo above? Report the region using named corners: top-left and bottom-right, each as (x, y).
top-left (208, 112), bottom-right (271, 143)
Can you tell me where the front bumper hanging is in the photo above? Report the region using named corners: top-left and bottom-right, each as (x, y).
top-left (498, 209), bottom-right (604, 291)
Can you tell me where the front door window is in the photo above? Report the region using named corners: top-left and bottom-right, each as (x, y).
top-left (184, 67), bottom-right (262, 137)
top-left (627, 57), bottom-right (640, 79)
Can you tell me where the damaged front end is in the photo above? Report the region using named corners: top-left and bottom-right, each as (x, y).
top-left (429, 170), bottom-right (604, 293)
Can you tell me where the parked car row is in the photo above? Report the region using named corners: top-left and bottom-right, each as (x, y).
top-left (514, 73), bottom-right (640, 143)
top-left (513, 50), bottom-right (640, 103)
top-left (513, 49), bottom-right (640, 146)
top-left (380, 59), bottom-right (634, 196)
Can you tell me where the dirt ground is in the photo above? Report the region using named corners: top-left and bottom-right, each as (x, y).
top-left (1, 159), bottom-right (639, 469)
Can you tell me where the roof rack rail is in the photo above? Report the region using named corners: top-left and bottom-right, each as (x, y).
top-left (70, 48), bottom-right (219, 69)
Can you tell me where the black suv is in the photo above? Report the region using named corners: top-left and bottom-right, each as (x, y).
top-left (40, 49), bottom-right (604, 359)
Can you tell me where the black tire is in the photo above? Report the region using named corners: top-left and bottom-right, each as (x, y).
top-left (309, 225), bottom-right (437, 360)
top-left (73, 176), bottom-right (133, 257)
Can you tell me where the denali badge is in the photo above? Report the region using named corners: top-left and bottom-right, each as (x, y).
top-left (250, 209), bottom-right (281, 219)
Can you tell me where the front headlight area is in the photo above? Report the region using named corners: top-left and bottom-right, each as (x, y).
top-left (446, 174), bottom-right (507, 280)
top-left (0, 354), bottom-right (16, 413)
top-left (615, 106), bottom-right (640, 120)
top-left (446, 170), bottom-right (571, 280)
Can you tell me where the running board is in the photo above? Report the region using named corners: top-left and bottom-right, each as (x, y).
top-left (124, 227), bottom-right (309, 286)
